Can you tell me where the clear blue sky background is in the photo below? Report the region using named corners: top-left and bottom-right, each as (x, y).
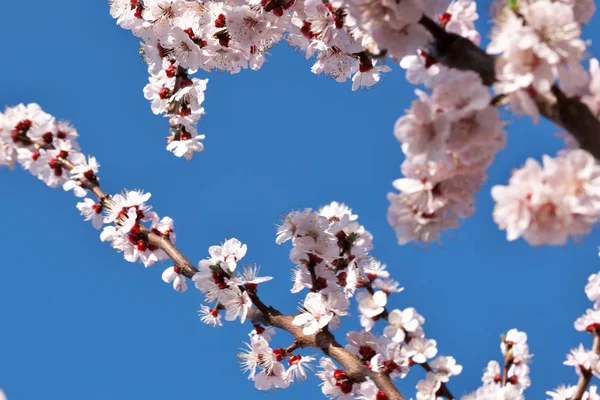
top-left (1, 1), bottom-right (600, 399)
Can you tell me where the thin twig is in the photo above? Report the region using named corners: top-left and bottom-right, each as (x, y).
top-left (54, 157), bottom-right (406, 400)
top-left (572, 330), bottom-right (600, 400)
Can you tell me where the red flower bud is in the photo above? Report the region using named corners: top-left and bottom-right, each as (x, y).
top-left (339, 381), bottom-right (353, 394)
top-left (289, 355), bottom-right (301, 365)
top-left (376, 392), bottom-right (388, 400)
top-left (215, 14), bottom-right (226, 28)
top-left (333, 369), bottom-right (347, 381)
top-left (42, 132), bottom-right (53, 143)
top-left (438, 12), bottom-right (452, 27)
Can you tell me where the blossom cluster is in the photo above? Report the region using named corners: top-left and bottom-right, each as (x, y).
top-left (0, 103), bottom-right (176, 268)
top-left (109, 0), bottom-right (482, 159)
top-left (488, 0), bottom-right (592, 122)
top-left (194, 238), bottom-right (273, 326)
top-left (462, 329), bottom-right (532, 400)
top-left (492, 149), bottom-right (600, 246)
top-left (384, 0), bottom-right (508, 245)
top-left (399, 0), bottom-right (480, 87)
top-left (277, 203), bottom-right (375, 333)
top-left (0, 103), bottom-right (84, 184)
top-left (238, 327), bottom-right (315, 390)
top-left (546, 270), bottom-right (600, 399)
top-left (100, 190), bottom-right (176, 267)
top-left (387, 69), bottom-right (506, 245)
top-left (275, 203), bottom-right (463, 399)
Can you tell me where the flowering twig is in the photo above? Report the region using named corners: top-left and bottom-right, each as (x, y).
top-left (572, 330), bottom-right (600, 400)
top-left (52, 165), bottom-right (406, 400)
top-left (501, 341), bottom-right (512, 386)
top-left (362, 280), bottom-right (455, 400)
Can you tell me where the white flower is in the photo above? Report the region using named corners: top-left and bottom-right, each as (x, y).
top-left (564, 344), bottom-right (600, 377)
top-left (319, 201), bottom-right (358, 222)
top-left (359, 313), bottom-right (377, 332)
top-left (293, 292), bottom-right (334, 335)
top-left (287, 354), bottom-right (315, 382)
top-left (575, 309), bottom-right (600, 332)
top-left (255, 363), bottom-right (290, 391)
top-left (161, 266), bottom-right (187, 293)
top-left (317, 357), bottom-right (357, 398)
top-left (166, 133), bottom-right (205, 160)
top-left (76, 198), bottom-right (104, 229)
top-left (209, 238), bottom-right (247, 272)
top-left (100, 225), bottom-right (165, 267)
top-left (70, 156), bottom-right (100, 180)
top-left (363, 260), bottom-right (390, 280)
top-left (276, 209), bottom-right (316, 244)
top-left (502, 329), bottom-right (532, 365)
top-left (482, 360), bottom-right (501, 385)
top-left (222, 287), bottom-right (252, 323)
top-left (232, 264), bottom-right (273, 289)
top-left (250, 326), bottom-right (276, 342)
top-left (239, 334), bottom-right (272, 380)
top-left (384, 308), bottom-right (422, 343)
top-left (346, 331), bottom-right (384, 361)
top-left (198, 305), bottom-right (222, 327)
top-left (547, 385), bottom-right (577, 400)
top-left (430, 355), bottom-right (462, 382)
top-left (351, 59), bottom-right (392, 91)
top-left (416, 372), bottom-right (441, 400)
top-left (357, 291), bottom-right (387, 318)
top-left (373, 278), bottom-right (404, 294)
top-left (104, 189), bottom-right (152, 233)
top-left (586, 272), bottom-right (600, 305)
top-left (405, 337), bottom-right (438, 364)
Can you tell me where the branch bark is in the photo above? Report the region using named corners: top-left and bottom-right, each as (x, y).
top-left (419, 15), bottom-right (600, 160)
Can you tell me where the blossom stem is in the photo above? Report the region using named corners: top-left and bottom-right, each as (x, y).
top-left (307, 262), bottom-right (320, 292)
top-left (572, 330), bottom-right (600, 400)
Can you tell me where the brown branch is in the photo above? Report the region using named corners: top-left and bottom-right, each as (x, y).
top-left (418, 15), bottom-right (600, 160)
top-left (57, 157), bottom-right (110, 206)
top-left (141, 240), bottom-right (405, 398)
top-left (362, 281), bottom-right (455, 400)
top-left (307, 262), bottom-right (320, 292)
top-left (54, 159), bottom-right (406, 400)
top-left (572, 331), bottom-right (600, 400)
top-left (501, 345), bottom-right (512, 386)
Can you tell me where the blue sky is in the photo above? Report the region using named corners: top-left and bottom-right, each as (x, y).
top-left (1, 1), bottom-right (600, 399)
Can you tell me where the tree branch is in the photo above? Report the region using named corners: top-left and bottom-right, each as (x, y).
top-left (55, 157), bottom-right (405, 400)
top-left (572, 330), bottom-right (600, 400)
top-left (419, 15), bottom-right (600, 160)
